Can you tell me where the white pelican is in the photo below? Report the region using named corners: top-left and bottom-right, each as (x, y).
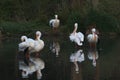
top-left (50, 41), bottom-right (60, 57)
top-left (69, 23), bottom-right (84, 46)
top-left (18, 31), bottom-right (44, 54)
top-left (19, 56), bottom-right (45, 79)
top-left (29, 31), bottom-right (44, 54)
top-left (88, 49), bottom-right (99, 67)
top-left (87, 28), bottom-right (98, 48)
top-left (18, 35), bottom-right (35, 60)
top-left (70, 49), bottom-right (85, 73)
top-left (49, 14), bottom-right (60, 29)
top-left (18, 36), bottom-right (34, 52)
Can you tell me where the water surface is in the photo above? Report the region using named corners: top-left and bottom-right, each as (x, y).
top-left (0, 35), bottom-right (120, 80)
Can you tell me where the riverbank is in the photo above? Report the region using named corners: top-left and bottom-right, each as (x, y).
top-left (0, 21), bottom-right (119, 40)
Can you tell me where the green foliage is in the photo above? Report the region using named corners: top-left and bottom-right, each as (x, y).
top-left (85, 10), bottom-right (119, 32)
top-left (0, 0), bottom-right (16, 21)
top-left (0, 0), bottom-right (120, 34)
top-left (56, 1), bottom-right (70, 25)
top-left (66, 12), bottom-right (83, 31)
top-left (0, 21), bottom-right (38, 35)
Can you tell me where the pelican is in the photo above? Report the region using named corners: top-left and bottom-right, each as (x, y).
top-left (70, 49), bottom-right (85, 73)
top-left (28, 31), bottom-right (45, 54)
top-left (88, 49), bottom-right (99, 67)
top-left (87, 28), bottom-right (98, 48)
top-left (18, 35), bottom-right (35, 60)
top-left (18, 36), bottom-right (34, 52)
top-left (69, 23), bottom-right (84, 46)
top-left (18, 31), bottom-right (44, 54)
top-left (49, 14), bottom-right (60, 30)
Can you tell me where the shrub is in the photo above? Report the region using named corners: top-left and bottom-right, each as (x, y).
top-left (66, 11), bottom-right (84, 32)
top-left (84, 10), bottom-right (119, 33)
top-left (0, 21), bottom-right (37, 35)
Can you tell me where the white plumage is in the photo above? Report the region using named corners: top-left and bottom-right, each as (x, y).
top-left (87, 28), bottom-right (98, 43)
top-left (18, 31), bottom-right (44, 54)
top-left (50, 41), bottom-right (60, 57)
top-left (69, 23), bottom-right (84, 46)
top-left (29, 31), bottom-right (44, 53)
top-left (49, 14), bottom-right (60, 29)
top-left (21, 36), bottom-right (27, 42)
top-left (18, 36), bottom-right (35, 52)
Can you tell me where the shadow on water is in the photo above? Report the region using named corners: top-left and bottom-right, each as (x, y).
top-left (0, 35), bottom-right (120, 80)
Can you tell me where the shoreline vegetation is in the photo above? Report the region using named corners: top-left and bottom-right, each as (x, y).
top-left (0, 21), bottom-right (119, 40)
top-left (0, 0), bottom-right (120, 39)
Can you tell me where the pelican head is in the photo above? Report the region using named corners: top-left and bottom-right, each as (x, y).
top-left (36, 31), bottom-right (41, 39)
top-left (72, 23), bottom-right (78, 34)
top-left (91, 28), bottom-right (96, 33)
top-left (55, 14), bottom-right (58, 19)
top-left (74, 23), bottom-right (78, 27)
top-left (22, 70), bottom-right (28, 78)
top-left (21, 36), bottom-right (27, 42)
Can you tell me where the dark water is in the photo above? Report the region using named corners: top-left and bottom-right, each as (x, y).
top-left (0, 35), bottom-right (120, 80)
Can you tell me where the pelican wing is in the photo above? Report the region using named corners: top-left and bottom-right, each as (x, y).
top-left (49, 19), bottom-right (55, 27)
top-left (77, 32), bottom-right (84, 42)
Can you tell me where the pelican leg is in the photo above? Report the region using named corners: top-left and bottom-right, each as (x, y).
top-left (89, 43), bottom-right (92, 49)
top-left (24, 47), bottom-right (30, 60)
top-left (26, 53), bottom-right (30, 60)
top-left (23, 50), bottom-right (30, 66)
top-left (35, 52), bottom-right (40, 57)
top-left (90, 43), bottom-right (97, 49)
top-left (75, 43), bottom-right (78, 48)
top-left (94, 43), bottom-right (97, 49)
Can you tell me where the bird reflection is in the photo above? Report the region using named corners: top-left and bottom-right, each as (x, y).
top-left (18, 55), bottom-right (45, 80)
top-left (88, 49), bottom-right (99, 67)
top-left (70, 49), bottom-right (85, 73)
top-left (50, 41), bottom-right (60, 57)
top-left (88, 49), bottom-right (100, 80)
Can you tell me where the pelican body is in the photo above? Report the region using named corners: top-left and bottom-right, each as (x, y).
top-left (18, 36), bottom-right (35, 52)
top-left (29, 31), bottom-right (44, 53)
top-left (87, 28), bottom-right (98, 48)
top-left (69, 23), bottom-right (84, 46)
top-left (49, 14), bottom-right (60, 29)
top-left (18, 31), bottom-right (44, 54)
